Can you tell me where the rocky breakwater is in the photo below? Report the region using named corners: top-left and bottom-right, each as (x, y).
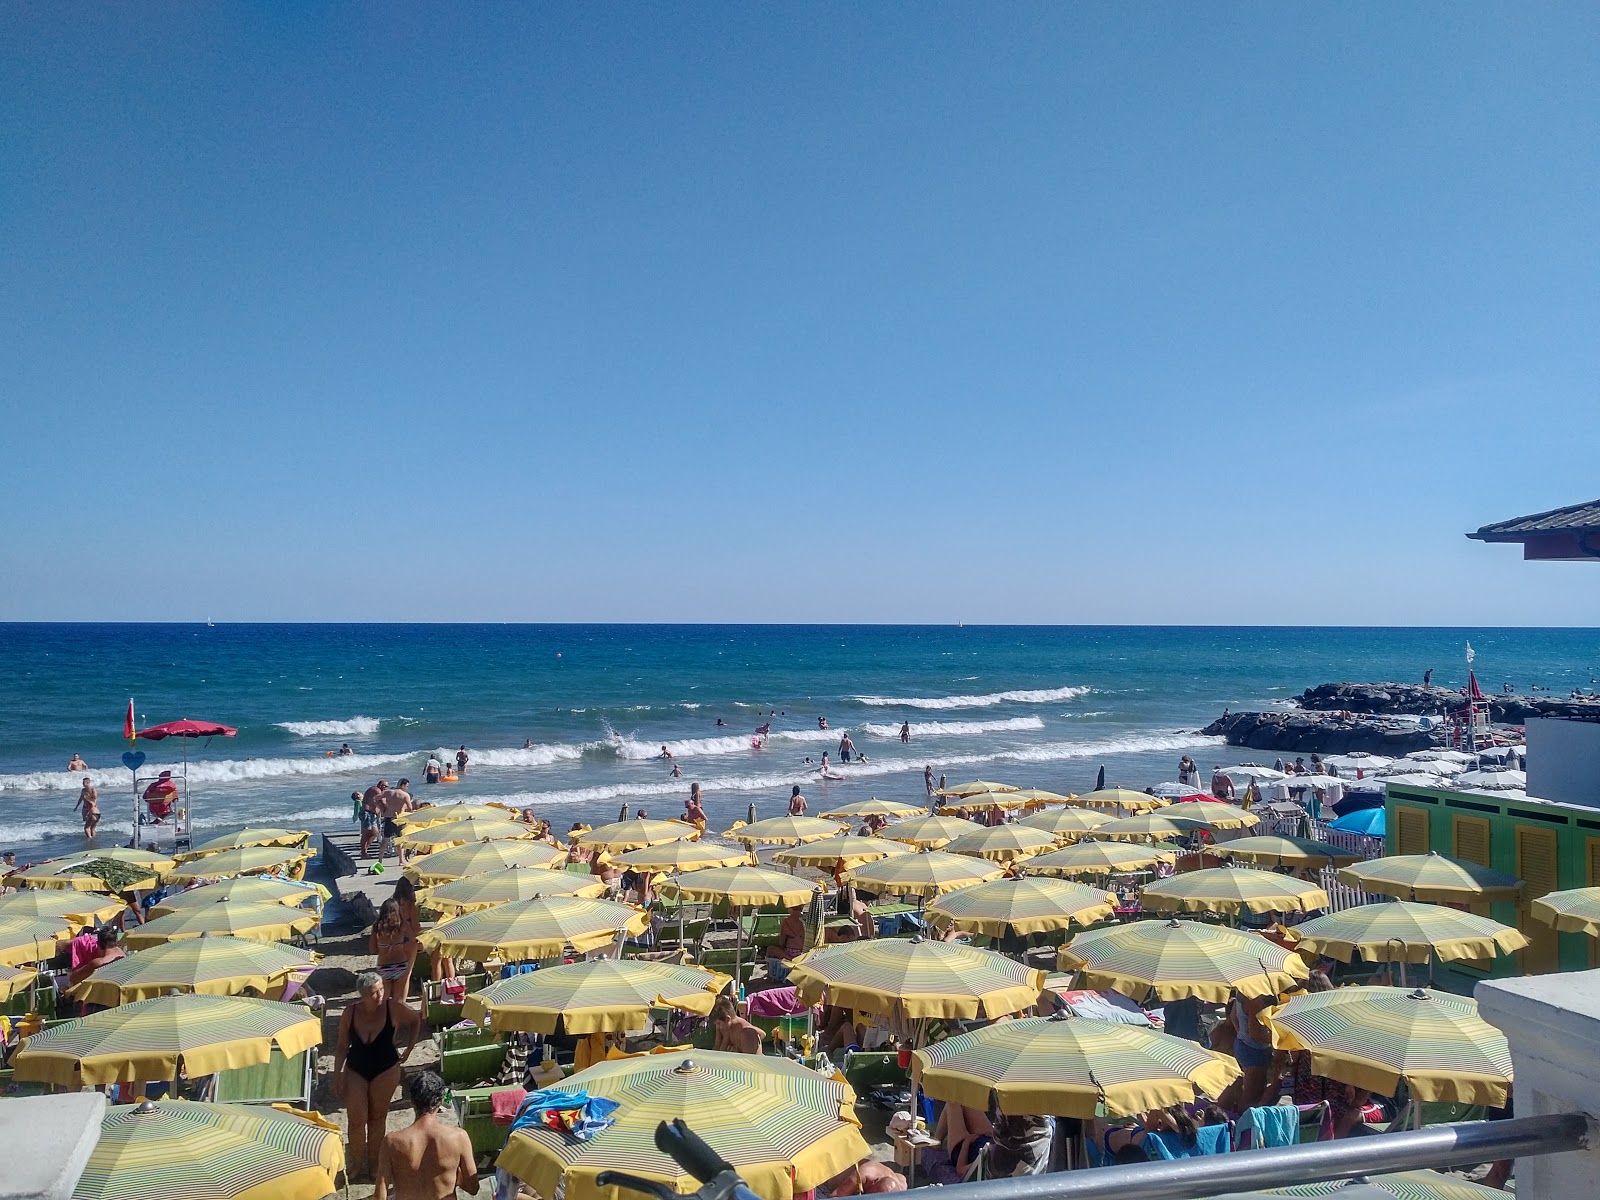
top-left (1299, 681), bottom-right (1600, 724)
top-left (1200, 709), bottom-right (1440, 756)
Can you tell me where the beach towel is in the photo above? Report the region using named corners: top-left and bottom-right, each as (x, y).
top-left (491, 1088), bottom-right (527, 1125)
top-left (1144, 1124), bottom-right (1230, 1160)
top-left (747, 985), bottom-right (809, 1018)
top-left (509, 1087), bottom-right (620, 1142)
top-left (1235, 1105), bottom-right (1298, 1150)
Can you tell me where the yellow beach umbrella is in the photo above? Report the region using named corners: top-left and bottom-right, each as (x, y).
top-left (1008, 789), bottom-right (1075, 805)
top-left (419, 866), bottom-right (608, 914)
top-left (149, 876), bottom-right (329, 917)
top-left (818, 798), bottom-right (926, 820)
top-left (165, 846), bottom-right (310, 884)
top-left (499, 1051), bottom-right (868, 1200)
top-left (842, 848), bottom-right (1003, 898)
top-left (1072, 788), bottom-right (1169, 811)
top-left (402, 838), bottom-right (564, 884)
top-left (1139, 867), bottom-right (1329, 916)
top-left (1015, 806), bottom-right (1114, 842)
top-left (67, 936), bottom-right (317, 1007)
top-left (13, 993), bottom-right (322, 1086)
top-left (1261, 986), bottom-right (1513, 1106)
top-left (175, 828), bottom-right (312, 862)
top-left (1339, 852), bottom-right (1523, 903)
top-left (659, 865), bottom-right (821, 909)
top-left (0, 963), bottom-right (38, 1001)
top-left (773, 835), bottom-right (914, 871)
top-left (400, 802), bottom-right (516, 829)
top-left (122, 899), bottom-right (321, 949)
top-left (936, 780), bottom-right (1021, 799)
top-left (1058, 918), bottom-right (1310, 1001)
top-left (578, 818), bottom-right (701, 853)
top-left (1532, 886), bottom-right (1600, 936)
top-left (926, 877), bottom-right (1116, 937)
top-left (420, 896), bottom-right (649, 962)
top-left (725, 815), bottom-right (845, 846)
top-left (0, 915), bottom-right (71, 966)
top-left (1284, 901), bottom-right (1530, 965)
top-left (465, 958), bottom-right (731, 1033)
top-left (1165, 801), bottom-right (1261, 830)
top-left (610, 840), bottom-right (751, 873)
top-left (1089, 812), bottom-right (1208, 842)
top-left (0, 888), bottom-right (126, 929)
top-left (877, 814), bottom-right (983, 849)
top-left (791, 936), bottom-right (1045, 1019)
top-left (1025, 840), bottom-right (1180, 877)
top-left (10, 856), bottom-right (166, 893)
top-left (75, 1099), bottom-right (344, 1200)
top-left (1216, 835), bottom-right (1362, 869)
top-left (398, 815), bottom-right (534, 852)
top-left (914, 1013), bottom-right (1240, 1118)
top-left (942, 824), bottom-right (1059, 863)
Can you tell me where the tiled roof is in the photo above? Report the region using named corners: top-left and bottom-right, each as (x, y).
top-left (1469, 498), bottom-right (1600, 541)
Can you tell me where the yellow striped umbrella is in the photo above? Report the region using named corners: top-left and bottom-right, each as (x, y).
top-left (1165, 801), bottom-right (1261, 830)
top-left (0, 888), bottom-right (126, 929)
top-left (1025, 841), bottom-right (1180, 877)
top-left (936, 780), bottom-right (1021, 799)
top-left (877, 814), bottom-right (984, 849)
top-left (75, 1099), bottom-right (344, 1200)
top-left (1088, 812), bottom-right (1208, 842)
top-left (610, 840), bottom-right (750, 873)
top-left (1008, 789), bottom-right (1075, 805)
top-left (578, 818), bottom-right (701, 852)
top-left (419, 866), bottom-right (608, 914)
top-left (13, 993), bottom-right (322, 1086)
top-left (1262, 986), bottom-right (1513, 1105)
top-left (149, 877), bottom-right (329, 917)
top-left (1015, 807), bottom-right (1114, 842)
top-left (1058, 918), bottom-right (1310, 1001)
top-left (0, 915), bottom-right (71, 966)
top-left (1139, 867), bottom-right (1329, 916)
top-left (401, 838), bottom-right (564, 884)
top-left (659, 866), bottom-right (821, 908)
top-left (165, 847), bottom-right (311, 885)
top-left (942, 824), bottom-right (1059, 863)
top-left (1532, 886), bottom-right (1600, 936)
top-left (10, 854), bottom-right (169, 893)
top-left (122, 900), bottom-right (322, 949)
top-left (67, 937), bottom-right (318, 1007)
top-left (914, 1013), bottom-right (1240, 1118)
top-left (1216, 836), bottom-right (1362, 869)
top-left (773, 835), bottom-right (914, 871)
top-left (0, 963), bottom-right (38, 1001)
top-left (842, 849), bottom-right (1003, 898)
top-left (499, 1051), bottom-right (868, 1200)
top-left (400, 802), bottom-right (516, 829)
top-left (1072, 788), bottom-right (1170, 811)
top-left (818, 798), bottom-right (926, 820)
top-left (398, 815), bottom-right (534, 852)
top-left (1338, 852), bottom-right (1523, 903)
top-left (1284, 901), bottom-right (1530, 965)
top-left (725, 815), bottom-right (846, 846)
top-left (175, 828), bottom-right (312, 862)
top-left (926, 878), bottom-right (1116, 937)
top-left (465, 958), bottom-right (731, 1033)
top-left (420, 896), bottom-right (649, 962)
top-left (790, 936), bottom-right (1045, 1019)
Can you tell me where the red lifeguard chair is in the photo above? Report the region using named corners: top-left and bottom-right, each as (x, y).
top-left (126, 714), bottom-right (237, 854)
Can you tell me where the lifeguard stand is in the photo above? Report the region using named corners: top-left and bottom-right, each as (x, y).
top-left (130, 765), bottom-right (194, 855)
top-left (1450, 671), bottom-right (1495, 751)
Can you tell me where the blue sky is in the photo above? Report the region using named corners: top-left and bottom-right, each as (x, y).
top-left (3, 5), bottom-right (1596, 624)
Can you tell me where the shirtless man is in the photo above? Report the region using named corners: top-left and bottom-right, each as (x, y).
top-left (74, 777), bottom-right (100, 838)
top-left (838, 733), bottom-right (855, 763)
top-left (381, 780), bottom-right (414, 863)
top-left (827, 1159), bottom-right (907, 1195)
top-left (711, 995), bottom-right (763, 1055)
top-left (67, 753), bottom-right (88, 772)
top-left (374, 1069), bottom-right (478, 1200)
top-left (360, 781), bottom-right (389, 859)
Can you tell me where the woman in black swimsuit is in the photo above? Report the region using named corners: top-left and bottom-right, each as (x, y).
top-left (335, 970), bottom-right (421, 1183)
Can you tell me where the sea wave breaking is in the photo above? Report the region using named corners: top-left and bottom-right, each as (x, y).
top-left (854, 686), bottom-right (1091, 710)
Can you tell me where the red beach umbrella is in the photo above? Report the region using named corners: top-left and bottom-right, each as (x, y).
top-left (136, 719), bottom-right (238, 740)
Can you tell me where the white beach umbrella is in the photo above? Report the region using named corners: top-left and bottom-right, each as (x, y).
top-left (1407, 749), bottom-right (1477, 766)
top-left (1375, 773), bottom-right (1449, 788)
top-left (1220, 765), bottom-right (1285, 783)
top-left (1455, 769), bottom-right (1526, 792)
top-left (1324, 754), bottom-right (1394, 774)
top-left (1148, 782), bottom-right (1194, 798)
top-left (1464, 788), bottom-right (1529, 802)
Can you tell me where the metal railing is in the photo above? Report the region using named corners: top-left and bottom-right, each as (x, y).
top-left (930, 1113), bottom-right (1591, 1200)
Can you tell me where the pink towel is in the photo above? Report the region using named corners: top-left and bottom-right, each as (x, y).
top-left (492, 1088), bottom-right (528, 1125)
top-left (746, 986), bottom-right (808, 1018)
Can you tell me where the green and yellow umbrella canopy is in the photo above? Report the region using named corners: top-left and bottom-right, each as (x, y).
top-left (1532, 886), bottom-right (1600, 936)
top-left (1088, 812), bottom-right (1207, 842)
top-left (611, 841), bottom-right (750, 874)
top-left (1166, 801), bottom-right (1261, 831)
top-left (1072, 788), bottom-right (1169, 812)
top-left (10, 854), bottom-right (169, 893)
top-left (789, 937), bottom-right (1045, 1019)
top-left (1284, 901), bottom-right (1530, 965)
top-left (1058, 918), bottom-right (1310, 1002)
top-left (659, 866), bottom-right (821, 909)
top-left (578, 818), bottom-right (701, 853)
top-left (419, 866), bottom-right (608, 914)
top-left (175, 828), bottom-right (312, 862)
top-left (1140, 867), bottom-right (1329, 916)
top-left (1246, 1168), bottom-right (1512, 1198)
top-left (499, 1051), bottom-right (868, 1200)
top-left (67, 936), bottom-right (317, 1007)
top-left (149, 876), bottom-right (329, 918)
top-left (875, 815), bottom-right (984, 850)
top-left (13, 994), bottom-right (322, 1087)
top-left (1216, 835), bottom-right (1362, 869)
top-left (402, 838), bottom-right (564, 884)
top-left (122, 900), bottom-right (321, 949)
top-left (725, 815), bottom-right (846, 846)
top-left (914, 1014), bottom-right (1240, 1118)
top-left (1262, 986), bottom-right (1513, 1106)
top-left (773, 835), bottom-right (913, 872)
top-left (1338, 852), bottom-right (1522, 904)
top-left (420, 896), bottom-right (649, 962)
top-left (0, 887), bottom-right (126, 929)
top-left (1008, 789), bottom-right (1075, 805)
top-left (0, 915), bottom-right (71, 966)
top-left (936, 780), bottom-right (1021, 800)
top-left (842, 849), bottom-right (1003, 898)
top-left (1015, 806), bottom-right (1114, 842)
top-left (398, 815), bottom-right (535, 852)
top-left (0, 963), bottom-right (38, 1001)
top-left (818, 798), bottom-right (925, 820)
top-left (465, 958), bottom-right (732, 1034)
top-left (75, 1099), bottom-right (344, 1200)
top-left (925, 877), bottom-right (1116, 937)
top-left (943, 824), bottom-right (1059, 863)
top-left (401, 802), bottom-right (517, 830)
top-left (1025, 841), bottom-right (1179, 877)
top-left (165, 847), bottom-right (311, 885)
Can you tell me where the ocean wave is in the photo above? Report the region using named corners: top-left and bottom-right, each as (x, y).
top-left (0, 750), bottom-right (423, 793)
top-left (274, 716), bottom-right (382, 737)
top-left (858, 717), bottom-right (1045, 738)
top-left (854, 686), bottom-right (1091, 710)
top-left (430, 744), bottom-right (592, 768)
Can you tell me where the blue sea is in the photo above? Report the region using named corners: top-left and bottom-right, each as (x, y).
top-left (2, 624), bottom-right (1595, 864)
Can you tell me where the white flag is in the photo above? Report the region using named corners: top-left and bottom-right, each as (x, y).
top-left (1466, 642), bottom-right (1476, 665)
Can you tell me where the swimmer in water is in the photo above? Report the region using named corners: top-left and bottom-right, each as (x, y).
top-left (659, 746), bottom-right (673, 760)
top-left (670, 761), bottom-right (681, 778)
top-left (900, 722), bottom-right (911, 743)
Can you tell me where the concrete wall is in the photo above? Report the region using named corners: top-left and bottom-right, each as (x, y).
top-left (1527, 717), bottom-right (1600, 810)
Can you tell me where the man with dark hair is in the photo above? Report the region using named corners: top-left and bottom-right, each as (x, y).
top-left (374, 1068), bottom-right (478, 1199)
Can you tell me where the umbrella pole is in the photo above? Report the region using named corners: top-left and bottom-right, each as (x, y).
top-left (735, 904), bottom-right (743, 998)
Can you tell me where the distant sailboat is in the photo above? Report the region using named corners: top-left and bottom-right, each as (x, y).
top-left (206, 618), bottom-right (215, 627)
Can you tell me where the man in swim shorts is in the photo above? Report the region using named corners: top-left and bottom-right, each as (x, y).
top-left (380, 780), bottom-right (414, 862)
top-left (360, 781), bottom-right (388, 859)
top-left (374, 1068), bottom-right (478, 1200)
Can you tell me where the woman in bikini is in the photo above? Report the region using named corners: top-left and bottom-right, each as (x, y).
top-left (334, 970), bottom-right (420, 1183)
top-left (370, 896), bottom-right (420, 1007)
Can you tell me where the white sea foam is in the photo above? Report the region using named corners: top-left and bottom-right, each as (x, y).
top-left (858, 717), bottom-right (1044, 738)
top-left (275, 716), bottom-right (382, 737)
top-left (854, 686), bottom-right (1091, 710)
top-left (430, 744), bottom-right (592, 768)
top-left (0, 750), bottom-right (423, 793)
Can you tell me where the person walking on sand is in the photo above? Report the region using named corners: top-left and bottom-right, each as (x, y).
top-left (1423, 669), bottom-right (1433, 687)
top-left (374, 1069), bottom-right (478, 1200)
top-left (360, 781), bottom-right (388, 859)
top-left (788, 785), bottom-right (807, 816)
top-left (74, 777), bottom-right (99, 839)
top-left (335, 971), bottom-right (421, 1184)
top-left (925, 766), bottom-right (935, 797)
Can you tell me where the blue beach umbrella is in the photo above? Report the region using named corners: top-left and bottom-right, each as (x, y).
top-left (1329, 807), bottom-right (1385, 837)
